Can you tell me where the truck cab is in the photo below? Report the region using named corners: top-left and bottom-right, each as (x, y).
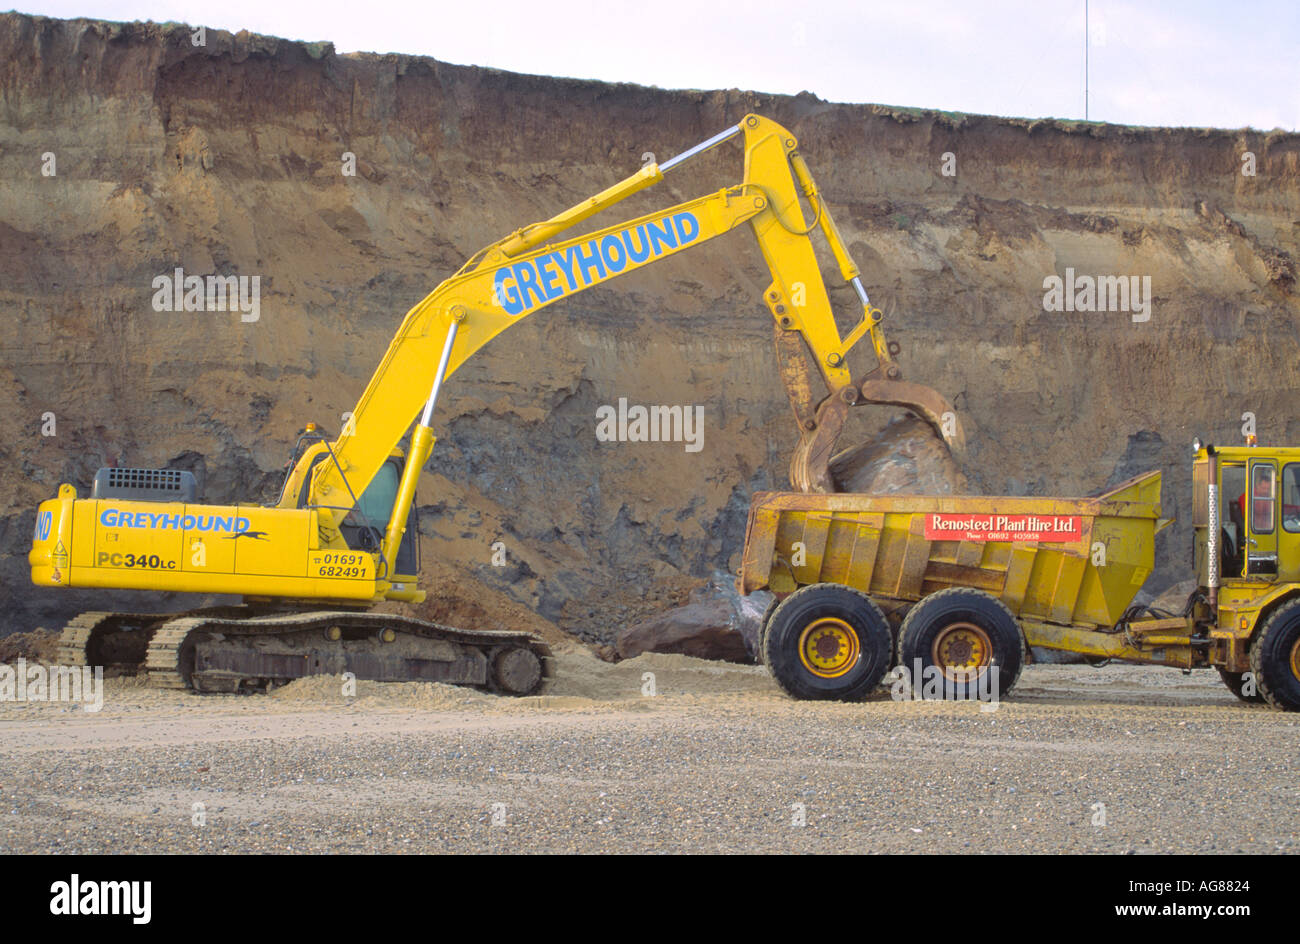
top-left (1194, 444), bottom-right (1300, 679)
top-left (1196, 445), bottom-right (1300, 585)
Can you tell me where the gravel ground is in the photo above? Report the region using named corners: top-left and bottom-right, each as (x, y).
top-left (0, 650), bottom-right (1296, 854)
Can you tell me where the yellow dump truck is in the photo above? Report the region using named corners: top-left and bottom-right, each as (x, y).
top-left (739, 443), bottom-right (1300, 711)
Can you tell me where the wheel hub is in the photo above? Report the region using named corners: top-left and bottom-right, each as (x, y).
top-left (931, 621), bottom-right (992, 681)
top-left (798, 618), bottom-right (860, 679)
top-left (1290, 635), bottom-right (1300, 683)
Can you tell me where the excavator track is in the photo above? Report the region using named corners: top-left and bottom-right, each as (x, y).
top-left (57, 608), bottom-right (553, 695)
top-left (56, 611), bottom-right (114, 667)
top-left (56, 610), bottom-right (174, 674)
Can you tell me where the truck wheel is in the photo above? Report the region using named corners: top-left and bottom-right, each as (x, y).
top-left (763, 583), bottom-right (892, 701)
top-left (899, 588), bottom-right (1023, 701)
top-left (1216, 667), bottom-right (1265, 704)
top-left (1249, 600), bottom-right (1300, 711)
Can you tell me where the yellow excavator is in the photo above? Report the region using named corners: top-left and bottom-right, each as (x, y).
top-left (28, 114), bottom-right (962, 694)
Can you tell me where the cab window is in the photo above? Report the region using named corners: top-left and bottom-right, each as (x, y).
top-left (1221, 463), bottom-right (1245, 567)
top-left (1251, 464), bottom-right (1275, 534)
top-left (354, 462), bottom-right (399, 527)
top-left (1221, 463), bottom-right (1245, 530)
top-left (1284, 464), bottom-right (1300, 533)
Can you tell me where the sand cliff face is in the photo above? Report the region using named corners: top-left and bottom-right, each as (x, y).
top-left (1, 13), bottom-right (1297, 643)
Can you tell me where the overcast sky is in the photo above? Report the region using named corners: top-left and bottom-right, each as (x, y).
top-left (17, 0), bottom-right (1300, 130)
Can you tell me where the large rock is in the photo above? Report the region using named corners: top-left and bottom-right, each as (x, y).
top-left (616, 599), bottom-right (745, 662)
top-left (831, 416), bottom-right (968, 495)
top-left (615, 571), bottom-right (773, 663)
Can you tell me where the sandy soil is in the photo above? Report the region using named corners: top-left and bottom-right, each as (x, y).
top-left (1, 652), bottom-right (1296, 854)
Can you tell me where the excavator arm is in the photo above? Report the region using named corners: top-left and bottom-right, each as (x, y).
top-left (291, 114), bottom-right (964, 565)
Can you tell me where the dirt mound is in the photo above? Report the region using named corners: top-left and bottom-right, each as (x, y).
top-left (271, 674), bottom-right (495, 709)
top-left (0, 628), bottom-right (60, 664)
top-left (386, 567), bottom-right (569, 648)
top-left (545, 648), bottom-right (773, 700)
top-left (259, 649), bottom-right (775, 708)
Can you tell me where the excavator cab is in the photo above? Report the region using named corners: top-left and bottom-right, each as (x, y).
top-left (341, 458), bottom-right (420, 578)
top-left (280, 434), bottom-right (419, 580)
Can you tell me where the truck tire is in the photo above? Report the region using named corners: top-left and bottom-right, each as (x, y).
top-left (1249, 599), bottom-right (1300, 711)
top-left (1216, 667), bottom-right (1265, 704)
top-left (763, 583), bottom-right (892, 701)
top-left (899, 587), bottom-right (1024, 701)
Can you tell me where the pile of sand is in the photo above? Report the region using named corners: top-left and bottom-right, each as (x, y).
top-left (255, 649), bottom-right (776, 712)
top-left (270, 674), bottom-right (495, 710)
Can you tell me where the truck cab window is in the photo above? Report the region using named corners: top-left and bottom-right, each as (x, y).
top-left (1221, 463), bottom-right (1245, 576)
top-left (1251, 464), bottom-right (1276, 534)
top-left (1284, 464), bottom-right (1300, 533)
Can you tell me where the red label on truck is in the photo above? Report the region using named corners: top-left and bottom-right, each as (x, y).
top-left (924, 513), bottom-right (1083, 543)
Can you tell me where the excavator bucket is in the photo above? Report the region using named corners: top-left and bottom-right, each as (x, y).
top-left (775, 325), bottom-right (965, 495)
top-left (788, 384), bottom-right (965, 494)
top-left (856, 377), bottom-right (966, 457)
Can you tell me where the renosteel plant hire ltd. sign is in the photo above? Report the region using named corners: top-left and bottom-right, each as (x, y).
top-left (923, 514), bottom-right (1083, 543)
